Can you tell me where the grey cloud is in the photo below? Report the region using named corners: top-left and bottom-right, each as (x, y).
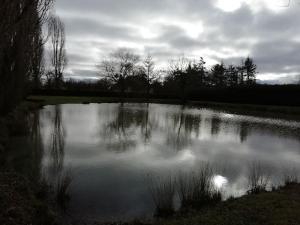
top-left (67, 53), bottom-right (91, 64)
top-left (250, 39), bottom-right (300, 74)
top-left (258, 75), bottom-right (300, 85)
top-left (57, 0), bottom-right (213, 21)
top-left (64, 17), bottom-right (136, 40)
top-left (65, 69), bottom-right (98, 80)
top-left (154, 24), bottom-right (200, 50)
top-left (53, 0), bottom-right (300, 83)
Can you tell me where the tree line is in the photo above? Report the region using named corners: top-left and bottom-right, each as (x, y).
top-left (97, 48), bottom-right (257, 99)
top-left (0, 0), bottom-right (67, 115)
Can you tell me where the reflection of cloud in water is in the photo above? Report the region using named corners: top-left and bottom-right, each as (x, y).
top-left (38, 103), bottom-right (300, 221)
top-left (178, 149), bottom-right (195, 162)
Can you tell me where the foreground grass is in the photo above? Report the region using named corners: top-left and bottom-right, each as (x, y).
top-left (155, 184), bottom-right (300, 225)
top-left (27, 95), bottom-right (300, 120)
top-left (0, 173), bottom-right (56, 225)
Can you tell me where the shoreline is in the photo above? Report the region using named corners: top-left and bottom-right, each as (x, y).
top-left (94, 184), bottom-right (300, 225)
top-left (27, 95), bottom-right (300, 120)
top-left (154, 183), bottom-right (300, 225)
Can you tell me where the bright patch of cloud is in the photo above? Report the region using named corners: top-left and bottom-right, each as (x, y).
top-left (181, 21), bottom-right (204, 39)
top-left (215, 0), bottom-right (246, 12)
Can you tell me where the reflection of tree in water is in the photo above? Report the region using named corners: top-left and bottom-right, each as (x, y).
top-left (209, 116), bottom-right (250, 143)
top-left (48, 105), bottom-right (65, 179)
top-left (166, 106), bottom-right (201, 151)
top-left (239, 121), bottom-right (250, 143)
top-left (99, 103), bottom-right (300, 154)
top-left (102, 103), bottom-right (155, 152)
top-left (45, 106), bottom-right (73, 210)
top-left (141, 103), bottom-right (152, 144)
top-left (0, 110), bottom-right (45, 184)
top-left (236, 120), bottom-right (300, 144)
top-left (103, 103), bottom-right (136, 152)
top-left (211, 116), bottom-right (221, 136)
top-left (28, 110), bottom-right (44, 182)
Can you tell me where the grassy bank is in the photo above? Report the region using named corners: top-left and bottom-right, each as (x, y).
top-left (142, 163), bottom-right (300, 225)
top-left (155, 184), bottom-right (300, 225)
top-left (27, 95), bottom-right (300, 120)
top-left (100, 184), bottom-right (300, 225)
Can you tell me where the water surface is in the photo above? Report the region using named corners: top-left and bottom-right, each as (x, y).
top-left (10, 103), bottom-right (300, 222)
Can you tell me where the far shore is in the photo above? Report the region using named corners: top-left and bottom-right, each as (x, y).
top-left (27, 95), bottom-right (300, 120)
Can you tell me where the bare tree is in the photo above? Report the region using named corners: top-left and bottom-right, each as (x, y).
top-left (237, 63), bottom-right (245, 86)
top-left (169, 56), bottom-right (190, 74)
top-left (143, 54), bottom-right (157, 97)
top-left (244, 56), bottom-right (257, 85)
top-left (0, 0), bottom-right (53, 35)
top-left (37, 0), bottom-right (54, 24)
top-left (29, 24), bottom-right (45, 89)
top-left (48, 15), bottom-right (67, 88)
top-left (169, 56), bottom-right (190, 101)
top-left (99, 48), bottom-right (140, 95)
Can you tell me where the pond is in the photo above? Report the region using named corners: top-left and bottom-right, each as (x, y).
top-left (6, 103), bottom-right (300, 223)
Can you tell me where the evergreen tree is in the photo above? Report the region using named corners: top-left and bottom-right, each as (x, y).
top-left (244, 57), bottom-right (257, 85)
top-left (211, 63), bottom-right (226, 87)
top-left (226, 65), bottom-right (239, 87)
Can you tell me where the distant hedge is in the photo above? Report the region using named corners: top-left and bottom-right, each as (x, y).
top-left (31, 84), bottom-right (300, 107)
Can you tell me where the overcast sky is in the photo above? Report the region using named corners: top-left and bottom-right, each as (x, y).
top-left (54, 0), bottom-right (300, 83)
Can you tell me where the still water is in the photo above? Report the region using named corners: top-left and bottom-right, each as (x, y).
top-left (15, 103), bottom-right (300, 222)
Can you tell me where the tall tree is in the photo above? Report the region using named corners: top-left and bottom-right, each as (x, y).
top-left (169, 56), bottom-right (190, 100)
top-left (244, 56), bottom-right (257, 85)
top-left (143, 54), bottom-right (157, 98)
top-left (237, 62), bottom-right (245, 86)
top-left (48, 15), bottom-right (67, 88)
top-left (226, 65), bottom-right (239, 87)
top-left (29, 25), bottom-right (45, 89)
top-left (99, 48), bottom-right (140, 95)
top-left (210, 62), bottom-right (226, 87)
top-left (194, 57), bottom-right (206, 87)
top-left (186, 57), bottom-right (207, 89)
top-left (0, 0), bottom-right (54, 114)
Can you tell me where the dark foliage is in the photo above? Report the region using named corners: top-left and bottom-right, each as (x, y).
top-left (32, 84), bottom-right (300, 107)
top-left (0, 0), bottom-right (53, 115)
top-left (35, 54), bottom-right (300, 107)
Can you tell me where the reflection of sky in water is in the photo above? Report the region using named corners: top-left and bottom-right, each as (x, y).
top-left (40, 103), bottom-right (300, 222)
